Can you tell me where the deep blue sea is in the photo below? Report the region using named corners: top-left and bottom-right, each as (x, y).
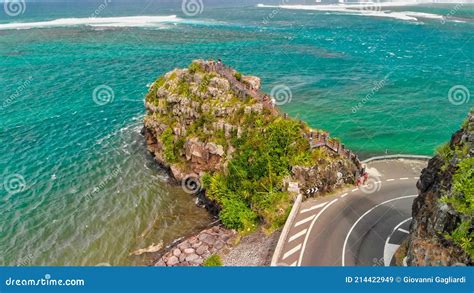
top-left (0, 0), bottom-right (473, 265)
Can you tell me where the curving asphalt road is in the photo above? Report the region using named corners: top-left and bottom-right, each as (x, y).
top-left (276, 159), bottom-right (428, 267)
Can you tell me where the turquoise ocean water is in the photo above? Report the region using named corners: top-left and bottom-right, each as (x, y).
top-left (0, 1), bottom-right (473, 265)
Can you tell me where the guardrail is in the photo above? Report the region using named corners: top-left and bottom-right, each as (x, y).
top-left (270, 193), bottom-right (302, 266)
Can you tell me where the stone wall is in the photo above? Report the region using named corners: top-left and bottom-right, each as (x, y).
top-left (155, 226), bottom-right (235, 266)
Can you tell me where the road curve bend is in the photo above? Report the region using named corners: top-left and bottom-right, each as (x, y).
top-left (274, 158), bottom-right (428, 267)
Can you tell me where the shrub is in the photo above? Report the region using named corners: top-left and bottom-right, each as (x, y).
top-left (220, 197), bottom-right (257, 231)
top-left (199, 74), bottom-right (212, 92)
top-left (160, 128), bottom-right (177, 162)
top-left (441, 157), bottom-right (473, 259)
top-left (177, 79), bottom-right (191, 96)
top-left (436, 143), bottom-right (452, 160)
top-left (446, 220), bottom-right (474, 259)
top-left (442, 157), bottom-right (474, 215)
top-left (234, 72), bottom-right (242, 81)
top-left (145, 76), bottom-right (165, 105)
top-left (188, 62), bottom-right (203, 74)
top-left (203, 254), bottom-right (223, 266)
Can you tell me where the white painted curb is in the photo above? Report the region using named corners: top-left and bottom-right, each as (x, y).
top-left (271, 193), bottom-right (302, 266)
top-left (362, 154), bottom-right (431, 163)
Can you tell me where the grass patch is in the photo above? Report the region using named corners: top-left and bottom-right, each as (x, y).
top-left (203, 255), bottom-right (223, 266)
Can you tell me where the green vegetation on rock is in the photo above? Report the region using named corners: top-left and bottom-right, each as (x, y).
top-left (204, 117), bottom-right (313, 231)
top-left (203, 254), bottom-right (223, 266)
top-left (442, 157), bottom-right (474, 258)
top-left (438, 110), bottom-right (474, 260)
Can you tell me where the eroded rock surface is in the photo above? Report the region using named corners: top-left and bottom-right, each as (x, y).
top-left (405, 111), bottom-right (473, 266)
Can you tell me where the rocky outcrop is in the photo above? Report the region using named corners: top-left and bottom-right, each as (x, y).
top-left (143, 60), bottom-right (361, 236)
top-left (405, 110), bottom-right (473, 266)
top-left (143, 60), bottom-right (359, 196)
top-left (292, 159), bottom-right (356, 196)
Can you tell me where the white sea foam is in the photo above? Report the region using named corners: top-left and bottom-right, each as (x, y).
top-left (0, 15), bottom-right (185, 30)
top-left (256, 4), bottom-right (464, 23)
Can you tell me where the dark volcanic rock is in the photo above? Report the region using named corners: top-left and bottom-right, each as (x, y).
top-left (405, 111), bottom-right (473, 266)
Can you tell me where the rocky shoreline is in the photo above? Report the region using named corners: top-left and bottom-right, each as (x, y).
top-left (153, 224), bottom-right (280, 267)
top-left (154, 225), bottom-right (235, 266)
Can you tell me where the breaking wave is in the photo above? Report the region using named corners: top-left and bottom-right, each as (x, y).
top-left (0, 15), bottom-right (191, 30)
top-left (256, 4), bottom-right (467, 23)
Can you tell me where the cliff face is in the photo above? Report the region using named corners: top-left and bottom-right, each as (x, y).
top-left (143, 60), bottom-right (360, 231)
top-left (406, 110), bottom-right (473, 266)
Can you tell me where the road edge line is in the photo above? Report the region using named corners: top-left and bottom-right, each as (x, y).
top-left (271, 193), bottom-right (302, 266)
top-left (298, 198), bottom-right (339, 266)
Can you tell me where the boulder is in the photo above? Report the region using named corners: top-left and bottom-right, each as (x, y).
top-left (166, 256), bottom-right (179, 266)
top-left (242, 75), bottom-right (261, 90)
top-left (185, 253), bottom-right (199, 262)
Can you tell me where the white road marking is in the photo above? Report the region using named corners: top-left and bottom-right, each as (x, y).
top-left (289, 261), bottom-right (298, 266)
top-left (351, 188), bottom-right (358, 192)
top-left (383, 243), bottom-right (400, 267)
top-left (398, 228), bottom-right (409, 234)
top-left (294, 215), bottom-right (315, 227)
top-left (289, 229), bottom-right (308, 242)
top-left (413, 177), bottom-right (419, 180)
top-left (386, 179), bottom-right (395, 182)
top-left (340, 193), bottom-right (348, 198)
top-left (298, 198), bottom-right (339, 266)
top-left (300, 202), bottom-right (328, 214)
top-left (383, 218), bottom-right (412, 266)
top-left (399, 177), bottom-right (409, 180)
top-left (283, 244), bottom-right (302, 260)
top-left (342, 195), bottom-right (417, 266)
